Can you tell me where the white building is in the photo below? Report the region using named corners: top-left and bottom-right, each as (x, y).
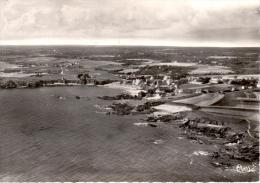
top-left (132, 79), bottom-right (143, 86)
top-left (210, 77), bottom-right (222, 84)
top-left (257, 80), bottom-right (260, 88)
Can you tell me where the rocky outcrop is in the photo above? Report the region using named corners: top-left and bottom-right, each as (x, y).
top-left (94, 79), bottom-right (117, 85)
top-left (134, 101), bottom-right (165, 113)
top-left (109, 102), bottom-right (135, 115)
top-left (146, 114), bottom-right (182, 122)
top-left (176, 116), bottom-right (259, 167)
top-left (108, 100), bottom-right (166, 116)
top-left (179, 119), bottom-right (231, 138)
top-left (98, 93), bottom-right (139, 100)
top-left (211, 132), bottom-right (259, 167)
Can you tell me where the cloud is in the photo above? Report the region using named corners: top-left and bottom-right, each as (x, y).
top-left (0, 0), bottom-right (260, 46)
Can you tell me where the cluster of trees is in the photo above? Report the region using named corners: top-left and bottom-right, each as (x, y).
top-left (198, 77), bottom-right (211, 84)
top-left (0, 72), bottom-right (116, 89)
top-left (230, 79), bottom-right (258, 87)
top-left (93, 79), bottom-right (116, 85)
top-left (136, 65), bottom-right (191, 80)
top-left (0, 80), bottom-right (54, 89)
top-left (0, 80), bottom-right (17, 89)
top-left (77, 73), bottom-right (91, 84)
top-left (0, 79), bottom-right (75, 89)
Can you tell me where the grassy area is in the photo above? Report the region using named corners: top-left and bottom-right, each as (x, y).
top-left (174, 93), bottom-right (224, 106)
top-left (135, 65), bottom-right (193, 79)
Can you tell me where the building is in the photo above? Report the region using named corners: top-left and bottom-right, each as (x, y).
top-left (257, 80), bottom-right (260, 88)
top-left (210, 76), bottom-right (222, 84)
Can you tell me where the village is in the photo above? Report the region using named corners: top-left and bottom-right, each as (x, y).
top-left (95, 69), bottom-right (260, 170)
top-left (102, 66), bottom-right (260, 104)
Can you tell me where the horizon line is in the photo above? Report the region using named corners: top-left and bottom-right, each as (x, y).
top-left (1, 43), bottom-right (260, 48)
top-left (1, 39), bottom-right (259, 48)
top-left (0, 44), bottom-right (259, 48)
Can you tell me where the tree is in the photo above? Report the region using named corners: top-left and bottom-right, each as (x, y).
top-left (77, 73), bottom-right (91, 84)
top-left (2, 80), bottom-right (17, 89)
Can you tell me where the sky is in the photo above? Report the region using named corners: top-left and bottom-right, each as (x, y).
top-left (0, 0), bottom-right (260, 47)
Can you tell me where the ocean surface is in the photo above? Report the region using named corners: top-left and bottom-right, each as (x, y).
top-left (0, 86), bottom-right (257, 181)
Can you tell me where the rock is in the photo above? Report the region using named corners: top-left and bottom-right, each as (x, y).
top-left (179, 118), bottom-right (231, 138)
top-left (186, 133), bottom-right (204, 144)
top-left (146, 114), bottom-right (181, 123)
top-left (109, 102), bottom-right (134, 115)
top-left (149, 123), bottom-right (158, 127)
top-left (211, 132), bottom-right (259, 167)
top-left (98, 93), bottom-right (137, 100)
top-left (135, 101), bottom-right (165, 112)
top-left (58, 96), bottom-right (66, 100)
top-left (94, 79), bottom-right (117, 85)
top-left (226, 132), bottom-right (245, 143)
top-left (133, 122), bottom-right (149, 127)
top-left (153, 139), bottom-right (164, 144)
top-left (146, 116), bottom-right (158, 122)
top-left (179, 118), bottom-right (190, 127)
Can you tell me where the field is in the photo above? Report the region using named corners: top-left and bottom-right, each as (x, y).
top-left (173, 93), bottom-right (224, 106)
top-left (1, 46), bottom-right (260, 80)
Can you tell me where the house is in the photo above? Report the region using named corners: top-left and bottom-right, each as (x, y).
top-left (165, 78), bottom-right (174, 86)
top-left (195, 88), bottom-right (202, 94)
top-left (149, 76), bottom-right (155, 82)
top-left (176, 88), bottom-right (183, 94)
top-left (210, 76), bottom-right (222, 84)
top-left (132, 79), bottom-right (143, 86)
top-left (257, 80), bottom-right (260, 88)
top-left (190, 80), bottom-right (203, 85)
